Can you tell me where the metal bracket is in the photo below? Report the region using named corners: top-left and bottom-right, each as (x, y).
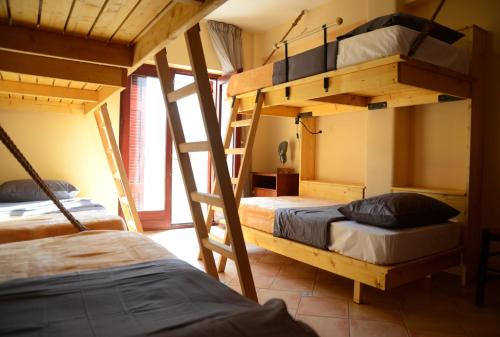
top-left (285, 87), bottom-right (290, 100)
top-left (231, 96), bottom-right (236, 108)
top-left (368, 101), bottom-right (387, 110)
top-left (323, 77), bottom-right (329, 92)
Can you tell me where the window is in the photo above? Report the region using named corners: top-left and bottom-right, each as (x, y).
top-left (120, 65), bottom-right (228, 230)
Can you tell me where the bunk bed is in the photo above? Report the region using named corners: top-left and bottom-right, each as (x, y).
top-left (0, 195), bottom-right (125, 244)
top-left (0, 1), bottom-right (322, 336)
top-left (218, 15), bottom-right (487, 303)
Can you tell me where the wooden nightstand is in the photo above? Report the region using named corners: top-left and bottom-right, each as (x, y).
top-left (251, 172), bottom-right (299, 197)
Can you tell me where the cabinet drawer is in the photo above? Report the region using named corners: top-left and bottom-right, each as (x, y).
top-left (252, 187), bottom-right (277, 197)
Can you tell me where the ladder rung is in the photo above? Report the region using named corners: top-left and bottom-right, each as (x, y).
top-left (230, 119), bottom-right (252, 128)
top-left (225, 148), bottom-right (245, 155)
top-left (202, 238), bottom-right (235, 260)
top-left (167, 83), bottom-right (197, 103)
top-left (179, 141), bottom-right (209, 153)
top-left (190, 192), bottom-right (224, 207)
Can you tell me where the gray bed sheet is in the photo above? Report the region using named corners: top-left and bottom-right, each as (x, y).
top-left (0, 259), bottom-right (318, 337)
top-left (0, 198), bottom-right (105, 218)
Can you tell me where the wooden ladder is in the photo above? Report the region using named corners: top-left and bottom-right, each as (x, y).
top-left (154, 24), bottom-right (257, 301)
top-left (95, 104), bottom-right (143, 232)
top-left (204, 92), bottom-right (265, 272)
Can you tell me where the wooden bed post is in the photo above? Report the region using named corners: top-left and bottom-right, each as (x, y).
top-left (465, 25), bottom-right (487, 282)
top-left (299, 116), bottom-right (317, 182)
top-left (154, 24), bottom-right (257, 301)
top-left (353, 281), bottom-right (363, 304)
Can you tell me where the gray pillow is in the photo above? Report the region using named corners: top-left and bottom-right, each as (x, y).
top-left (338, 192), bottom-right (460, 228)
top-left (0, 180), bottom-right (80, 202)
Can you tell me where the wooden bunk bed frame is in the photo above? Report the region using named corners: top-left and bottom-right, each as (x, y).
top-left (221, 25), bottom-right (487, 303)
top-left (0, 0), bottom-right (261, 301)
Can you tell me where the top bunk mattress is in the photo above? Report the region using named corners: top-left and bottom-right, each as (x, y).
top-left (0, 198), bottom-right (125, 244)
top-left (228, 25), bottom-right (469, 96)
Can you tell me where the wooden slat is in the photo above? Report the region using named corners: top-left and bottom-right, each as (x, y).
top-left (230, 119), bottom-right (252, 128)
top-left (190, 192), bottom-right (224, 207)
top-left (111, 0), bottom-right (173, 43)
top-left (89, 0), bottom-right (141, 41)
top-left (167, 82), bottom-right (197, 102)
top-left (40, 0), bottom-right (74, 31)
top-left (132, 0), bottom-right (225, 68)
top-left (0, 95), bottom-right (84, 114)
top-left (9, 0), bottom-right (38, 26)
top-left (0, 50), bottom-right (127, 87)
top-left (178, 141), bottom-right (209, 153)
top-left (0, 23), bottom-right (133, 67)
top-left (0, 80), bottom-right (99, 102)
top-left (65, 0), bottom-right (107, 36)
top-left (202, 238), bottom-right (235, 260)
top-left (312, 93), bottom-right (368, 107)
top-left (224, 147), bottom-right (245, 155)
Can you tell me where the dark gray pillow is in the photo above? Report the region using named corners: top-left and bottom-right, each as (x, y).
top-left (337, 12), bottom-right (464, 44)
top-left (338, 193), bottom-right (460, 228)
top-left (0, 179), bottom-right (80, 202)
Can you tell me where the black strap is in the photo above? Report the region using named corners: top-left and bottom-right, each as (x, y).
top-left (323, 24), bottom-right (329, 92)
top-left (285, 41), bottom-right (290, 99)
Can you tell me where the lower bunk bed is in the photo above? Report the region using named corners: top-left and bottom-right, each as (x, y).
top-left (230, 183), bottom-right (465, 303)
top-left (0, 230), bottom-right (318, 337)
top-left (0, 197), bottom-right (126, 244)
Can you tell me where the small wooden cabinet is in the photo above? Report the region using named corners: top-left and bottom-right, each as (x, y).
top-left (251, 172), bottom-right (299, 197)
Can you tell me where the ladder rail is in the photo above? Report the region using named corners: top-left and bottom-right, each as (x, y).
top-left (154, 47), bottom-right (220, 281)
top-left (217, 92), bottom-right (264, 271)
top-left (185, 25), bottom-right (257, 301)
top-left (95, 104), bottom-right (143, 232)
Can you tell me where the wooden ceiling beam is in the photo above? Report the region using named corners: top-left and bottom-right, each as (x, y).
top-left (0, 24), bottom-right (133, 68)
top-left (0, 50), bottom-right (127, 87)
top-left (0, 80), bottom-right (99, 102)
top-left (132, 0), bottom-right (226, 70)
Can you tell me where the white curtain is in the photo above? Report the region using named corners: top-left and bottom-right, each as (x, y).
top-left (207, 20), bottom-right (243, 75)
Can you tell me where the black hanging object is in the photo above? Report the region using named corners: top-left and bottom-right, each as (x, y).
top-left (323, 24), bottom-right (329, 92)
top-left (285, 41), bottom-right (290, 99)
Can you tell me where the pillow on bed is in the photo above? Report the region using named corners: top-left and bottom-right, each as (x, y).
top-left (338, 192), bottom-right (460, 228)
top-left (337, 13), bottom-right (464, 44)
top-left (0, 179), bottom-right (80, 202)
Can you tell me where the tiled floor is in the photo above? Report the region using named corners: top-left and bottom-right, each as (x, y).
top-left (147, 228), bottom-right (500, 337)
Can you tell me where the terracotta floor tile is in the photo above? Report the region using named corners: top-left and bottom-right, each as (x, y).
top-left (230, 273), bottom-right (275, 288)
top-left (259, 252), bottom-right (295, 265)
top-left (278, 263), bottom-right (318, 279)
top-left (258, 289), bottom-right (303, 309)
top-left (349, 302), bottom-right (405, 323)
top-left (297, 296), bottom-right (349, 318)
top-left (350, 319), bottom-right (409, 337)
top-left (459, 312), bottom-right (500, 337)
top-left (296, 315), bottom-right (349, 337)
top-left (403, 309), bottom-right (466, 335)
top-left (313, 279), bottom-right (353, 300)
top-left (271, 275), bottom-right (315, 292)
top-left (250, 262), bottom-right (281, 277)
top-left (409, 331), bottom-right (469, 337)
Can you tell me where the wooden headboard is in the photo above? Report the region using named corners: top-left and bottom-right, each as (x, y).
top-left (391, 187), bottom-right (467, 223)
top-left (299, 180), bottom-right (365, 202)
